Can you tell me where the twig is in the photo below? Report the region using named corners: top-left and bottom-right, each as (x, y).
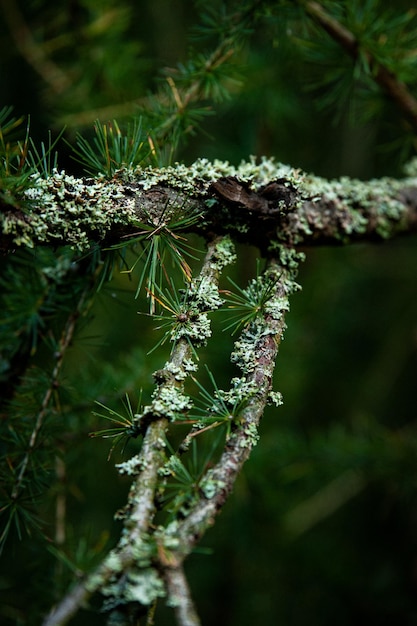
top-left (55, 455), bottom-right (66, 546)
top-left (302, 0), bottom-right (417, 132)
top-left (43, 236), bottom-right (233, 626)
top-left (11, 287), bottom-right (89, 501)
top-left (155, 1), bottom-right (263, 146)
top-left (166, 257), bottom-right (291, 563)
top-left (164, 565), bottom-right (201, 626)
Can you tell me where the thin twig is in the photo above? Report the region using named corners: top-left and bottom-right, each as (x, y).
top-left (150, 257), bottom-right (295, 623)
top-left (164, 565), bottom-right (201, 626)
top-left (55, 455), bottom-right (66, 546)
top-left (303, 0), bottom-right (417, 132)
top-left (168, 258), bottom-right (289, 563)
top-left (11, 287), bottom-right (89, 501)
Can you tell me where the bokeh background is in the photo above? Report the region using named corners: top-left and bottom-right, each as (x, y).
top-left (1, 1), bottom-right (417, 624)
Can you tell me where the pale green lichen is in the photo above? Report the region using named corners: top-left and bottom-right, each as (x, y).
top-left (183, 357), bottom-right (198, 373)
top-left (230, 317), bottom-right (276, 374)
top-left (16, 170), bottom-right (136, 250)
top-left (161, 361), bottom-right (188, 382)
top-left (403, 157), bottom-right (417, 177)
top-left (264, 294), bottom-right (290, 319)
top-left (374, 198), bottom-right (406, 238)
top-left (276, 245), bottom-right (305, 273)
top-left (171, 311), bottom-right (212, 346)
top-left (131, 156), bottom-right (302, 195)
top-left (151, 385), bottom-right (192, 420)
top-left (5, 158), bottom-right (412, 250)
top-left (104, 552), bottom-right (124, 572)
top-left (268, 390), bottom-right (284, 407)
top-left (116, 454), bottom-right (144, 476)
top-left (125, 568), bottom-right (165, 604)
top-left (103, 567), bottom-right (165, 608)
top-left (210, 235), bottom-right (237, 271)
top-left (301, 172), bottom-right (409, 241)
top-left (200, 471), bottom-right (226, 499)
top-left (85, 551), bottom-right (124, 594)
top-left (153, 525), bottom-right (181, 551)
top-left (216, 377), bottom-right (258, 406)
top-left (240, 422), bottom-right (259, 447)
top-left (188, 275), bottom-right (224, 311)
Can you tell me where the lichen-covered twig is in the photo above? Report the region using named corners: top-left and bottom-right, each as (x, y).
top-left (42, 236), bottom-right (235, 626)
top-left (157, 248), bottom-right (300, 572)
top-left (164, 565), bottom-right (201, 626)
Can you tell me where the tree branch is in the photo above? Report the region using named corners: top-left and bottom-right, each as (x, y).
top-left (159, 254), bottom-right (295, 568)
top-left (2, 159), bottom-right (417, 254)
top-left (11, 282), bottom-right (92, 501)
top-left (302, 1), bottom-right (417, 133)
top-left (42, 236), bottom-right (234, 626)
top-left (164, 565), bottom-right (201, 626)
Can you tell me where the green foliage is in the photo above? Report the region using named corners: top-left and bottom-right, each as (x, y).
top-left (71, 118), bottom-right (153, 177)
top-left (111, 209), bottom-right (201, 312)
top-left (289, 0), bottom-right (417, 129)
top-left (222, 262), bottom-right (282, 334)
top-left (90, 393), bottom-right (140, 459)
top-left (189, 367), bottom-right (252, 434)
top-left (145, 280), bottom-right (200, 353)
top-left (157, 438), bottom-right (221, 519)
top-left (1, 1), bottom-right (417, 625)
top-left (0, 108), bottom-right (36, 208)
top-left (0, 107), bottom-right (63, 212)
top-left (0, 246), bottom-right (102, 551)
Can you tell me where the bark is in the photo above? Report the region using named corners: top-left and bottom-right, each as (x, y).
top-left (21, 156), bottom-right (416, 626)
top-left (2, 159), bottom-right (417, 253)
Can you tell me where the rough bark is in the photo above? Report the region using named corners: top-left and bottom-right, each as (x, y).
top-left (2, 158), bottom-right (417, 253)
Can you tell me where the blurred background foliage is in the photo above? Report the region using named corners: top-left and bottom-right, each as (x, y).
top-left (1, 0), bottom-right (417, 624)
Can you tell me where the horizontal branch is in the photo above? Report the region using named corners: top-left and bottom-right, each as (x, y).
top-left (2, 158), bottom-right (417, 253)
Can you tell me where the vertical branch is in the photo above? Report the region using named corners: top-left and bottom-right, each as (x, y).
top-left (43, 235), bottom-right (236, 626)
top-left (55, 455), bottom-right (66, 546)
top-left (164, 565), bottom-right (201, 626)
top-left (11, 285), bottom-right (90, 502)
top-left (159, 247), bottom-right (303, 570)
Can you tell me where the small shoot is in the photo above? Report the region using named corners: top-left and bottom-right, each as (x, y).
top-left (71, 118), bottom-right (154, 177)
top-left (113, 202), bottom-right (201, 313)
top-left (222, 262), bottom-right (282, 334)
top-left (0, 496), bottom-right (44, 554)
top-left (0, 107), bottom-right (63, 208)
top-left (90, 393), bottom-right (141, 459)
top-left (158, 437), bottom-right (220, 517)
top-left (188, 367), bottom-right (252, 438)
top-left (25, 127), bottom-right (64, 179)
top-left (144, 280), bottom-right (205, 358)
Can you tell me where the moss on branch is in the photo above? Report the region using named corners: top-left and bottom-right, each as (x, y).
top-left (2, 158), bottom-right (417, 252)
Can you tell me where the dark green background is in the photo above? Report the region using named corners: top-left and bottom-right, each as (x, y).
top-left (1, 1), bottom-right (417, 624)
